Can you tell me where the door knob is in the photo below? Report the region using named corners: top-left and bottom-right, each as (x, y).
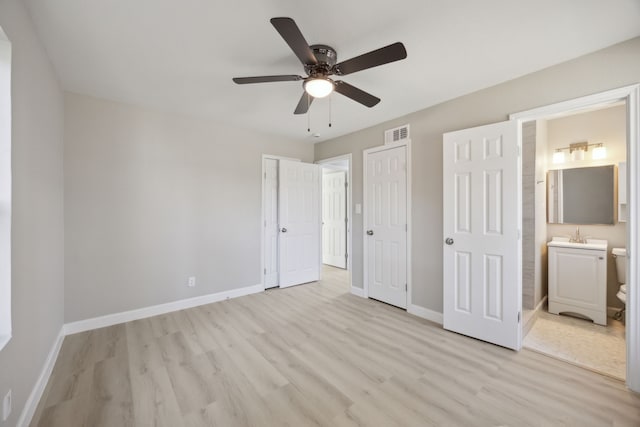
top-left (366, 230), bottom-right (374, 236)
top-left (445, 237), bottom-right (454, 245)
top-left (281, 227), bottom-right (287, 233)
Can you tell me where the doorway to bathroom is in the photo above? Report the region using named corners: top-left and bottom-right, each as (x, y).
top-left (510, 89), bottom-right (636, 383)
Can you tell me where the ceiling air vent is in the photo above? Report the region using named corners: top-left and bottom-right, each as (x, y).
top-left (384, 124), bottom-right (410, 144)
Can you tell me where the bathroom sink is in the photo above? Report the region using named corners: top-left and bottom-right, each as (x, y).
top-left (547, 236), bottom-right (608, 251)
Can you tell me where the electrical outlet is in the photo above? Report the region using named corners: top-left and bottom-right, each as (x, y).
top-left (188, 277), bottom-right (196, 287)
top-left (2, 389), bottom-right (11, 422)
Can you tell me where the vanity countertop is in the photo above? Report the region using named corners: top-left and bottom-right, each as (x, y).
top-left (547, 236), bottom-right (608, 251)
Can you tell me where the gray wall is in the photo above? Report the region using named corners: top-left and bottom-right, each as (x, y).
top-left (522, 120), bottom-right (549, 311)
top-left (64, 93), bottom-right (314, 322)
top-left (314, 36), bottom-right (640, 313)
top-left (0, 1), bottom-right (65, 426)
top-left (522, 121), bottom-right (537, 310)
top-left (534, 120), bottom-right (549, 308)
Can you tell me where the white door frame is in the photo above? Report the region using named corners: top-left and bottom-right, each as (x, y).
top-left (362, 140), bottom-right (412, 308)
top-left (510, 84), bottom-right (640, 392)
top-left (260, 154), bottom-right (300, 290)
top-left (316, 154), bottom-right (353, 287)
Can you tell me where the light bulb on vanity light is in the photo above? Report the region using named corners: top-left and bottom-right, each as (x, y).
top-left (552, 150), bottom-right (565, 164)
top-left (571, 148), bottom-right (585, 161)
top-left (592, 144), bottom-right (607, 160)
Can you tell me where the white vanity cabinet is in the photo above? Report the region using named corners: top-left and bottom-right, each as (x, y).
top-left (547, 239), bottom-right (608, 325)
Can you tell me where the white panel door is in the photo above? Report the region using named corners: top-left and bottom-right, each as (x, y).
top-left (322, 171), bottom-right (347, 268)
top-left (443, 120), bottom-right (521, 350)
top-left (365, 146), bottom-right (407, 309)
top-left (279, 160), bottom-right (321, 288)
top-left (263, 158), bottom-right (279, 289)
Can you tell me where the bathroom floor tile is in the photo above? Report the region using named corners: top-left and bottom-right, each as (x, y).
top-left (523, 310), bottom-right (625, 380)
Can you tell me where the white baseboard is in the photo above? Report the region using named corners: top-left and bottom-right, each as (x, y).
top-left (64, 284), bottom-right (263, 335)
top-left (17, 327), bottom-right (65, 427)
top-left (534, 295), bottom-right (548, 312)
top-left (408, 304), bottom-right (443, 325)
top-left (350, 286), bottom-right (365, 298)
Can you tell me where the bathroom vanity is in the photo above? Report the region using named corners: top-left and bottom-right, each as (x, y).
top-left (547, 237), bottom-right (608, 325)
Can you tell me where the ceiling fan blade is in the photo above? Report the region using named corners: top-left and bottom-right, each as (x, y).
top-left (332, 42), bottom-right (407, 76)
top-left (233, 75), bottom-right (303, 84)
top-left (294, 92), bottom-right (314, 115)
top-left (334, 81), bottom-right (380, 107)
top-left (270, 17), bottom-right (318, 66)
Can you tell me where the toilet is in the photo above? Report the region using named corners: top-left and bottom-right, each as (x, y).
top-left (613, 247), bottom-right (627, 309)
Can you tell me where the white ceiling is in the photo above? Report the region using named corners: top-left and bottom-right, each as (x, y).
top-left (24, 0), bottom-right (640, 143)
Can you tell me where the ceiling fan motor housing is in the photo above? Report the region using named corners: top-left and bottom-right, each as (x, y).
top-left (305, 44), bottom-right (337, 77)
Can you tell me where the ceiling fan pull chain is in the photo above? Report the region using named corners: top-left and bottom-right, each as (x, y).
top-left (329, 94), bottom-right (332, 128)
top-left (307, 96), bottom-right (311, 132)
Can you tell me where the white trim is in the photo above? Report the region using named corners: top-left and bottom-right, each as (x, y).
top-left (350, 286), bottom-right (365, 298)
top-left (362, 139), bottom-right (413, 308)
top-left (316, 153), bottom-right (353, 286)
top-left (509, 85), bottom-right (639, 121)
top-left (534, 295), bottom-right (548, 313)
top-left (260, 154), bottom-right (301, 290)
top-left (0, 334), bottom-right (9, 351)
top-left (408, 304), bottom-right (443, 325)
top-left (17, 327), bottom-right (65, 427)
top-left (509, 84), bottom-right (640, 393)
top-left (64, 284), bottom-right (263, 335)
top-left (0, 36), bottom-right (12, 350)
top-left (523, 296), bottom-right (548, 336)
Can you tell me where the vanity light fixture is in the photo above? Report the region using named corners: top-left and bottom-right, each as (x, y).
top-left (552, 141), bottom-right (606, 163)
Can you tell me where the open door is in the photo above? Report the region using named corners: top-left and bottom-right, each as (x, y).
top-left (278, 160), bottom-right (321, 288)
top-left (322, 171), bottom-right (347, 268)
top-left (443, 120), bottom-right (521, 350)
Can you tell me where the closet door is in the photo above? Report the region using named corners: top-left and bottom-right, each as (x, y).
top-left (278, 160), bottom-right (321, 287)
top-left (364, 145), bottom-right (408, 309)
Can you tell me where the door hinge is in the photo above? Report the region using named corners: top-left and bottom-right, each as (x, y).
top-left (405, 224), bottom-right (408, 232)
top-left (405, 283), bottom-right (408, 291)
top-left (345, 182), bottom-right (348, 188)
top-left (264, 268), bottom-right (267, 275)
top-left (264, 171), bottom-right (267, 179)
top-left (518, 311), bottom-right (521, 323)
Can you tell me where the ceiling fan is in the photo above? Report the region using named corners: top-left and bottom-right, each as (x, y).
top-left (232, 17), bottom-right (407, 114)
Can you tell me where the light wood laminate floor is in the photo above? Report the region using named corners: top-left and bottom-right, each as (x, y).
top-left (31, 267), bottom-right (640, 426)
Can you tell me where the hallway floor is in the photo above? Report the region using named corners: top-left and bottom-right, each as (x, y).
top-left (523, 309), bottom-right (626, 380)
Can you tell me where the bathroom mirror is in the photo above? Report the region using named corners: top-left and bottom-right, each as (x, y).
top-left (547, 165), bottom-right (615, 224)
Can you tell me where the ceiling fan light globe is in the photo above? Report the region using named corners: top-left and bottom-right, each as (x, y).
top-left (304, 78), bottom-right (334, 98)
